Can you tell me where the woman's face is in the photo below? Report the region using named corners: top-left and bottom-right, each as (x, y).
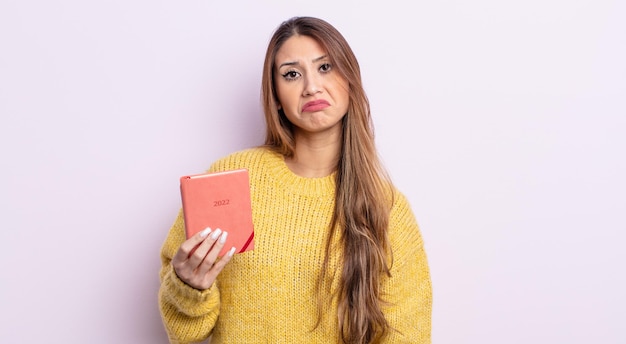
top-left (274, 35), bottom-right (350, 136)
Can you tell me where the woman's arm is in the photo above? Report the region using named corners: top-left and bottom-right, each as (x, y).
top-left (380, 193), bottom-right (432, 343)
top-left (158, 210), bottom-right (226, 343)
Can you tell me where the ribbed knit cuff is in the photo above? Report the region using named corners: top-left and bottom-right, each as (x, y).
top-left (161, 264), bottom-right (220, 317)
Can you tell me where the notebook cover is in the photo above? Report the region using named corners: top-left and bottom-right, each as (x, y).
top-left (179, 168), bottom-right (254, 257)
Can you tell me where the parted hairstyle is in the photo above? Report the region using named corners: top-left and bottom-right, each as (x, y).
top-left (261, 17), bottom-right (395, 344)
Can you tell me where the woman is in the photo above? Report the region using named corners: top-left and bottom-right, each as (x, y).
top-left (159, 16), bottom-right (432, 344)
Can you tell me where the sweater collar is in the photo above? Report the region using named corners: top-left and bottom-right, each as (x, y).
top-left (263, 149), bottom-right (336, 197)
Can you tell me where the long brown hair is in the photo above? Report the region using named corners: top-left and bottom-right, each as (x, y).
top-left (261, 17), bottom-right (394, 344)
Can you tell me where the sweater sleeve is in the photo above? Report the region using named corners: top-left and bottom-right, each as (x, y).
top-left (380, 192), bottom-right (432, 343)
top-left (158, 210), bottom-right (221, 344)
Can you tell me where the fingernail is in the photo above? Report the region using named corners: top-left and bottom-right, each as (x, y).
top-left (200, 227), bottom-right (212, 237)
top-left (227, 247), bottom-right (236, 257)
top-left (210, 228), bottom-right (222, 240)
top-left (219, 231), bottom-right (228, 244)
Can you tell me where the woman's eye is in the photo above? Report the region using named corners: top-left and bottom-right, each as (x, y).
top-left (320, 63), bottom-right (332, 73)
top-left (282, 71), bottom-right (300, 80)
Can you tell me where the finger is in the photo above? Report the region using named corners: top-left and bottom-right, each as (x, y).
top-left (186, 228), bottom-right (222, 267)
top-left (211, 246), bottom-right (236, 273)
top-left (192, 245), bottom-right (233, 290)
top-left (196, 230), bottom-right (228, 275)
top-left (200, 246), bottom-right (236, 284)
top-left (172, 227), bottom-right (212, 264)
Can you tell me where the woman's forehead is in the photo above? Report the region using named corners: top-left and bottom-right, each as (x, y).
top-left (275, 35), bottom-right (328, 64)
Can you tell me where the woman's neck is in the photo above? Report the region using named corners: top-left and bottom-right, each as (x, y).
top-left (285, 129), bottom-right (341, 178)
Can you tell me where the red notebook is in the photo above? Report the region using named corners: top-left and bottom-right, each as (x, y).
top-left (180, 168), bottom-right (254, 257)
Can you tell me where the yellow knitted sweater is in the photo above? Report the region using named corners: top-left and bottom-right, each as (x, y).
top-left (158, 147), bottom-right (432, 343)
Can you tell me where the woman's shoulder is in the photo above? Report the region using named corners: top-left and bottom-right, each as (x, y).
top-left (388, 187), bottom-right (424, 248)
top-left (208, 146), bottom-right (280, 173)
top-left (388, 188), bottom-right (415, 224)
top-left (390, 187), bottom-right (411, 210)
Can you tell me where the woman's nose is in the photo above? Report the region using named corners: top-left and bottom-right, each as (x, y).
top-left (303, 73), bottom-right (322, 96)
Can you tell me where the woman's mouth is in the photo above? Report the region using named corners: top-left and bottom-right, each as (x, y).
top-left (302, 100), bottom-right (330, 112)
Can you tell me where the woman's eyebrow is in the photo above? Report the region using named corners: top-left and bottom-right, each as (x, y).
top-left (278, 61), bottom-right (299, 69)
top-left (278, 55), bottom-right (328, 69)
top-left (312, 55), bottom-right (328, 63)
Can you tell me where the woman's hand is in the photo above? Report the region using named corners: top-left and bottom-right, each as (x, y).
top-left (171, 227), bottom-right (235, 290)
